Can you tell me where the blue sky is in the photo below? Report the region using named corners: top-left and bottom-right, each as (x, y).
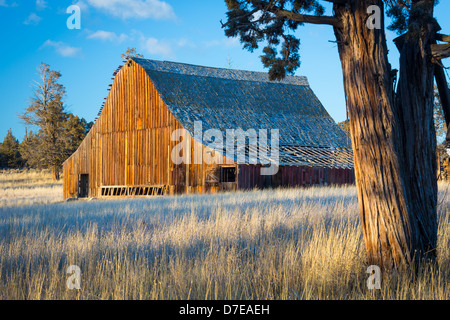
top-left (0, 0), bottom-right (449, 141)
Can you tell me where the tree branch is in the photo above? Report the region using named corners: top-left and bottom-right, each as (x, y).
top-left (431, 43), bottom-right (450, 60)
top-left (436, 33), bottom-right (450, 43)
top-left (249, 0), bottom-right (342, 27)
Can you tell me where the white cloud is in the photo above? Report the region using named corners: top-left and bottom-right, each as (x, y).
top-left (36, 0), bottom-right (47, 10)
top-left (42, 40), bottom-right (82, 57)
top-left (176, 38), bottom-right (196, 49)
top-left (87, 30), bottom-right (128, 43)
top-left (140, 36), bottom-right (173, 58)
top-left (72, 0), bottom-right (89, 12)
top-left (24, 13), bottom-right (42, 25)
top-left (85, 0), bottom-right (176, 20)
top-left (0, 0), bottom-right (18, 7)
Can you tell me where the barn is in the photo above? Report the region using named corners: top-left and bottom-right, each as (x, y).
top-left (62, 58), bottom-right (354, 200)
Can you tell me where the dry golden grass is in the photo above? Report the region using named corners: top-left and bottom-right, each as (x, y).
top-left (0, 170), bottom-right (449, 300)
top-left (0, 169), bottom-right (62, 207)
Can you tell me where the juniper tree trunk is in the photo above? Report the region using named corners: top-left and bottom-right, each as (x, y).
top-left (333, 0), bottom-right (437, 270)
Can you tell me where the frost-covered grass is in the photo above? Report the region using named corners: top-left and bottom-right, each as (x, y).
top-left (0, 170), bottom-right (449, 300)
top-left (0, 169), bottom-right (62, 207)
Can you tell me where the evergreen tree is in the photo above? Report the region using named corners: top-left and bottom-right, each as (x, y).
top-left (19, 130), bottom-right (42, 169)
top-left (1, 129), bottom-right (21, 168)
top-left (222, 0), bottom-right (449, 270)
top-left (0, 129), bottom-right (23, 168)
top-left (62, 114), bottom-right (93, 155)
top-left (19, 63), bottom-right (69, 180)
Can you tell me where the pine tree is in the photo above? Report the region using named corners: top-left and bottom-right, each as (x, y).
top-left (19, 130), bottom-right (41, 169)
top-left (62, 114), bottom-right (93, 155)
top-left (0, 129), bottom-right (23, 168)
top-left (19, 63), bottom-right (69, 180)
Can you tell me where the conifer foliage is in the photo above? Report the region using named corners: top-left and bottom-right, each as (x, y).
top-left (19, 63), bottom-right (91, 180)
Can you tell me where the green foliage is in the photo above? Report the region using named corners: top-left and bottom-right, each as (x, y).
top-left (63, 114), bottom-right (93, 155)
top-left (386, 4), bottom-right (409, 34)
top-left (19, 63), bottom-right (91, 178)
top-left (223, 0), bottom-right (325, 80)
top-left (386, 1), bottom-right (440, 35)
top-left (19, 131), bottom-right (42, 169)
top-left (222, 1), bottom-right (441, 79)
top-left (20, 117), bottom-right (91, 172)
top-left (19, 63), bottom-right (67, 177)
top-left (0, 129), bottom-right (23, 168)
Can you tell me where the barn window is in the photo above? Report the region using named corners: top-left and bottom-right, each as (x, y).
top-left (221, 167), bottom-right (236, 183)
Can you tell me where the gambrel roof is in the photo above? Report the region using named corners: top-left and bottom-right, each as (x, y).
top-left (132, 58), bottom-right (353, 169)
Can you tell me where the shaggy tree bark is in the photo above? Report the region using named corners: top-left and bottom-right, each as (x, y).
top-left (222, 0), bottom-right (442, 271)
top-left (333, 0), bottom-right (438, 270)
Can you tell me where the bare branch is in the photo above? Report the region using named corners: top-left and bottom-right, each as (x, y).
top-left (431, 43), bottom-right (450, 60)
top-left (436, 33), bottom-right (450, 43)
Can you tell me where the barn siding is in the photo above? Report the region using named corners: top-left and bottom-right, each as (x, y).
top-left (63, 60), bottom-right (354, 200)
top-left (237, 164), bottom-right (354, 191)
top-left (63, 60), bottom-right (235, 199)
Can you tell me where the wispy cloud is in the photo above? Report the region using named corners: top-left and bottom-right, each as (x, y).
top-left (87, 30), bottom-right (128, 43)
top-left (139, 35), bottom-right (173, 58)
top-left (36, 0), bottom-right (47, 10)
top-left (23, 13), bottom-right (42, 25)
top-left (85, 0), bottom-right (176, 20)
top-left (203, 37), bottom-right (240, 49)
top-left (72, 0), bottom-right (89, 12)
top-left (0, 0), bottom-right (18, 7)
top-left (41, 40), bottom-right (82, 58)
top-left (131, 30), bottom-right (199, 59)
top-left (176, 38), bottom-right (197, 49)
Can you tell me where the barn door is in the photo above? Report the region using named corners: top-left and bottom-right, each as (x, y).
top-left (78, 174), bottom-right (89, 198)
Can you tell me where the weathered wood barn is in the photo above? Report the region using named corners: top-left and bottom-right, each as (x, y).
top-left (442, 157), bottom-right (450, 181)
top-left (63, 58), bottom-right (354, 199)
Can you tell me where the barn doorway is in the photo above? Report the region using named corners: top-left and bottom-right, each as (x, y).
top-left (221, 166), bottom-right (236, 183)
top-left (220, 166), bottom-right (237, 192)
top-left (78, 174), bottom-right (89, 198)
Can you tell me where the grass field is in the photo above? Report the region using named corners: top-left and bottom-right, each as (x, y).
top-left (0, 170), bottom-right (449, 300)
top-left (0, 169), bottom-right (62, 207)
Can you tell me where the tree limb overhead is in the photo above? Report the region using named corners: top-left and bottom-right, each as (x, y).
top-left (249, 0), bottom-right (342, 27)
